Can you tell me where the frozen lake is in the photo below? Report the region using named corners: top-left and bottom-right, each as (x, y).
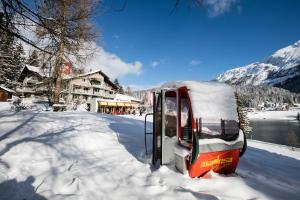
top-left (249, 120), bottom-right (300, 147)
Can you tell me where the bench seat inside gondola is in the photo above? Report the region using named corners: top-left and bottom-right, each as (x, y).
top-left (197, 130), bottom-right (244, 154)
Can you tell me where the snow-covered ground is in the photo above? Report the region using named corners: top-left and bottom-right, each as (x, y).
top-left (0, 104), bottom-right (300, 199)
top-left (247, 107), bottom-right (300, 120)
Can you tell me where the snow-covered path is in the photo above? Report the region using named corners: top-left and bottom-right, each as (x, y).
top-left (0, 109), bottom-right (299, 200)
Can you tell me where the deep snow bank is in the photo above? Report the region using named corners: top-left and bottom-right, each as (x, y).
top-left (0, 109), bottom-right (299, 200)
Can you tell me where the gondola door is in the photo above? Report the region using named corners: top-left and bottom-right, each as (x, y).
top-left (152, 91), bottom-right (162, 165)
top-left (152, 90), bottom-right (178, 166)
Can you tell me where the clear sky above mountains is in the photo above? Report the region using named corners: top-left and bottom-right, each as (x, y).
top-left (95, 0), bottom-right (300, 89)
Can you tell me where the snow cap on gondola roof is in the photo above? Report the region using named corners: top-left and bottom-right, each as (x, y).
top-left (161, 80), bottom-right (238, 122)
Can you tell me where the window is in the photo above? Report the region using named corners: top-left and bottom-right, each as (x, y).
top-left (84, 88), bottom-right (89, 93)
top-left (222, 120), bottom-right (240, 141)
top-left (199, 119), bottom-right (239, 141)
top-left (90, 79), bottom-right (101, 85)
top-left (155, 94), bottom-right (162, 139)
top-left (164, 91), bottom-right (177, 137)
top-left (94, 88), bottom-right (100, 94)
top-left (180, 97), bottom-right (192, 143)
top-left (73, 86), bottom-right (80, 92)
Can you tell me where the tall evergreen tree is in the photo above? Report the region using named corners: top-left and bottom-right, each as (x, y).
top-left (0, 32), bottom-right (15, 85)
top-left (125, 86), bottom-right (133, 96)
top-left (113, 78), bottom-right (124, 94)
top-left (0, 30), bottom-right (24, 88)
top-left (27, 50), bottom-right (40, 67)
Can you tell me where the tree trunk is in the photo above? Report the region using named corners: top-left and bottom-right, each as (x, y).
top-left (53, 39), bottom-right (65, 104)
top-left (53, 2), bottom-right (66, 104)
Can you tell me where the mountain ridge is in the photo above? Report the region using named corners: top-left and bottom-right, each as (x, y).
top-left (217, 40), bottom-right (300, 91)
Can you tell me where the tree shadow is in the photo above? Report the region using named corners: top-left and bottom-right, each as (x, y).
top-left (0, 111), bottom-right (18, 118)
top-left (0, 176), bottom-right (48, 200)
top-left (0, 158), bottom-right (10, 169)
top-left (0, 112), bottom-right (39, 141)
top-left (0, 124), bottom-right (80, 157)
top-left (238, 146), bottom-right (300, 200)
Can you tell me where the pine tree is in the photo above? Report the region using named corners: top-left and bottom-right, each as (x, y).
top-left (119, 85), bottom-right (125, 94)
top-left (13, 43), bottom-right (25, 69)
top-left (0, 32), bottom-right (15, 85)
top-left (0, 32), bottom-right (23, 88)
top-left (125, 86), bottom-right (133, 96)
top-left (236, 92), bottom-right (252, 136)
top-left (113, 78), bottom-right (124, 94)
top-left (113, 78), bottom-right (119, 86)
top-left (27, 50), bottom-right (40, 67)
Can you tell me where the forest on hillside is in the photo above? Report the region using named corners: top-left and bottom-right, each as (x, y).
top-left (235, 85), bottom-right (300, 108)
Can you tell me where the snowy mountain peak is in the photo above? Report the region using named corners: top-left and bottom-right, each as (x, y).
top-left (268, 40), bottom-right (300, 69)
top-left (217, 40), bottom-right (300, 86)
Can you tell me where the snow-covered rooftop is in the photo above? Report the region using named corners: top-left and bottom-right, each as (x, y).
top-left (64, 69), bottom-right (107, 80)
top-left (0, 85), bottom-right (15, 93)
top-left (63, 69), bottom-right (117, 88)
top-left (24, 64), bottom-right (47, 77)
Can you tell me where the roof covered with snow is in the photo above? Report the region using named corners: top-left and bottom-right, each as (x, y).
top-left (24, 64), bottom-right (48, 77)
top-left (162, 81), bottom-right (238, 122)
top-left (0, 85), bottom-right (15, 93)
top-left (64, 69), bottom-right (107, 79)
top-left (64, 69), bottom-right (118, 89)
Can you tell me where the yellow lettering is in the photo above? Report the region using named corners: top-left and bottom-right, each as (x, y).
top-left (200, 156), bottom-right (233, 168)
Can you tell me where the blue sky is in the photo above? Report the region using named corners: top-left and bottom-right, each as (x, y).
top-left (94, 0), bottom-right (300, 89)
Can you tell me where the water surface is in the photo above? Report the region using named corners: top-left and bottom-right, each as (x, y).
top-left (248, 120), bottom-right (300, 147)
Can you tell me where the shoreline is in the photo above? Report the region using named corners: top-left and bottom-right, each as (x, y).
top-left (247, 107), bottom-right (300, 121)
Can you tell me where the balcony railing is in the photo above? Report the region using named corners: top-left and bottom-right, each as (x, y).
top-left (63, 90), bottom-right (115, 99)
top-left (16, 87), bottom-right (48, 93)
top-left (72, 84), bottom-right (114, 92)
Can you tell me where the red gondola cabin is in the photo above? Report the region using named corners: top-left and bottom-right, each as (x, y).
top-left (145, 81), bottom-right (246, 178)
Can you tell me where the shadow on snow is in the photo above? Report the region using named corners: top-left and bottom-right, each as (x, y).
top-left (101, 115), bottom-right (153, 163)
top-left (239, 147), bottom-right (300, 200)
top-left (0, 176), bottom-right (48, 200)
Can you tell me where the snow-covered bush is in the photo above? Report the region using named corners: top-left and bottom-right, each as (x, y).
top-left (9, 96), bottom-right (50, 112)
top-left (236, 93), bottom-right (252, 136)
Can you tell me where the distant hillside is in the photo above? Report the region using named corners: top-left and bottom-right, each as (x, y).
top-left (217, 40), bottom-right (300, 93)
top-left (235, 85), bottom-right (300, 108)
top-left (274, 73), bottom-right (300, 93)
